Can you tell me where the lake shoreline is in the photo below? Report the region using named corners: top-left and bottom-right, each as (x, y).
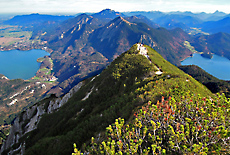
top-left (181, 53), bottom-right (230, 81)
top-left (0, 49), bottom-right (50, 80)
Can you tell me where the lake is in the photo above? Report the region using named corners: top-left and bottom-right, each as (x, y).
top-left (0, 49), bottom-right (49, 80)
top-left (181, 53), bottom-right (230, 80)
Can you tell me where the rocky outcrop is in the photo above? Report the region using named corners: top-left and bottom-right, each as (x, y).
top-left (1, 81), bottom-right (83, 154)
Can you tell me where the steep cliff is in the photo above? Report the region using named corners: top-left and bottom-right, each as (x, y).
top-left (1, 82), bottom-right (83, 154)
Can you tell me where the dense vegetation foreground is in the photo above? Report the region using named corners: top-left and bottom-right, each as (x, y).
top-left (73, 94), bottom-right (230, 154)
top-left (2, 44), bottom-right (229, 154)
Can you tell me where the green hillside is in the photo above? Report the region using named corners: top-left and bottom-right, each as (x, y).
top-left (72, 51), bottom-right (230, 154)
top-left (2, 44), bottom-right (213, 154)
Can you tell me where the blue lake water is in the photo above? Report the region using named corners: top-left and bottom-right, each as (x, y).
top-left (0, 49), bottom-right (49, 80)
top-left (181, 53), bottom-right (230, 80)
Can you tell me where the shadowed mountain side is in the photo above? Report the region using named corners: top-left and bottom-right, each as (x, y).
top-left (200, 17), bottom-right (230, 34)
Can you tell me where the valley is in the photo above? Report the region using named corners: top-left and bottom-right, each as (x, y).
top-left (0, 25), bottom-right (31, 47)
top-left (0, 8), bottom-right (230, 154)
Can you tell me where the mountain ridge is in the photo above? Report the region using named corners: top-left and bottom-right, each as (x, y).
top-left (1, 44), bottom-right (213, 154)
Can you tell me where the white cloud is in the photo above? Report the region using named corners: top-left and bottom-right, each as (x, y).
top-left (0, 0), bottom-right (230, 13)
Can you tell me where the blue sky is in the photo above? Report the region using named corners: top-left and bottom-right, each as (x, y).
top-left (0, 0), bottom-right (229, 14)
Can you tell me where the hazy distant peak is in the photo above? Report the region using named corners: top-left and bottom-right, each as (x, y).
top-left (78, 13), bottom-right (88, 16)
top-left (92, 9), bottom-right (125, 19)
top-left (98, 9), bottom-right (122, 15)
top-left (99, 9), bottom-right (116, 13)
top-left (30, 13), bottom-right (40, 15)
top-left (213, 10), bottom-right (226, 16)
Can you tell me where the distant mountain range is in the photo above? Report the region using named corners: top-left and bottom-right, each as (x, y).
top-left (124, 10), bottom-right (230, 33)
top-left (124, 10), bottom-right (227, 22)
top-left (5, 9), bottom-right (230, 34)
top-left (3, 8), bottom-right (230, 96)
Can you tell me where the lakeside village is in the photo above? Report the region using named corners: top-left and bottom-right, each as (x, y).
top-left (0, 39), bottom-right (52, 53)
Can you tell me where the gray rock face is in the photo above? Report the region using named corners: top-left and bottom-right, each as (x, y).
top-left (1, 82), bottom-right (83, 154)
